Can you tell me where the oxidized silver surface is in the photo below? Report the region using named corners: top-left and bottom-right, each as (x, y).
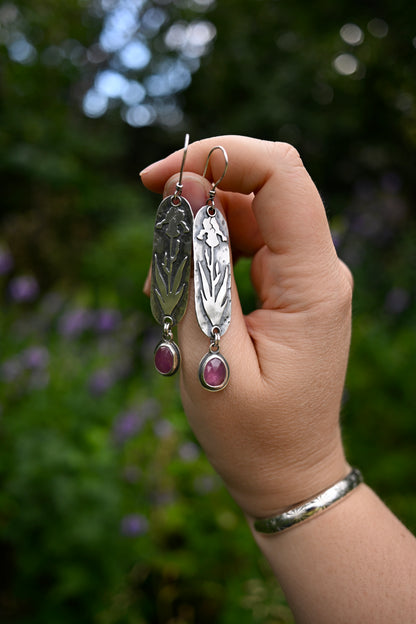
top-left (254, 468), bottom-right (363, 534)
top-left (150, 195), bottom-right (193, 327)
top-left (193, 207), bottom-right (231, 338)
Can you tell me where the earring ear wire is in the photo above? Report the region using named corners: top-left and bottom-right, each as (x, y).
top-left (202, 145), bottom-right (229, 192)
top-left (172, 133), bottom-right (189, 204)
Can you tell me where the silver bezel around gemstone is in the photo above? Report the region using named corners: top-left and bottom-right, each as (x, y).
top-left (198, 351), bottom-right (230, 392)
top-left (154, 340), bottom-right (180, 376)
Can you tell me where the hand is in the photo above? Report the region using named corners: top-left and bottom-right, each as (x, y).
top-left (141, 136), bottom-right (352, 519)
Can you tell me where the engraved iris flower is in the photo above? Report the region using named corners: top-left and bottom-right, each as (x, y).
top-left (156, 205), bottom-right (190, 239)
top-left (197, 216), bottom-right (227, 248)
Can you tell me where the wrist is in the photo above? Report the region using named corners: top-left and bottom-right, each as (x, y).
top-left (238, 436), bottom-right (349, 520)
top-left (252, 467), bottom-right (362, 534)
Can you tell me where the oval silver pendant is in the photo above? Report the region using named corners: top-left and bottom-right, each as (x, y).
top-left (150, 195), bottom-right (193, 327)
top-left (154, 339), bottom-right (180, 376)
top-left (193, 207), bottom-right (231, 338)
top-left (198, 351), bottom-right (230, 392)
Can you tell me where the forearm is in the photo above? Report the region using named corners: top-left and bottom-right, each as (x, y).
top-left (249, 484), bottom-right (416, 623)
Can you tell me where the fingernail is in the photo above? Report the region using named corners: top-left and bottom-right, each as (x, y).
top-left (139, 165), bottom-right (152, 177)
top-left (139, 159), bottom-right (162, 177)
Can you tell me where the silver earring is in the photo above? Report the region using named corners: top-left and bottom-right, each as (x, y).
top-left (193, 146), bottom-right (231, 391)
top-left (150, 134), bottom-right (193, 376)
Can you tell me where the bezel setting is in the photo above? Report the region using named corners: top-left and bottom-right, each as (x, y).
top-left (198, 351), bottom-right (230, 392)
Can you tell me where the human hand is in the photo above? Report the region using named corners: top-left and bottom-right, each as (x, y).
top-left (141, 136), bottom-right (352, 519)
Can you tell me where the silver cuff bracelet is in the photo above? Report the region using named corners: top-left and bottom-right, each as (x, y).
top-left (254, 467), bottom-right (363, 534)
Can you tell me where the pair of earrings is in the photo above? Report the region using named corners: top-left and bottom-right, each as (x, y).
top-left (150, 135), bottom-right (231, 392)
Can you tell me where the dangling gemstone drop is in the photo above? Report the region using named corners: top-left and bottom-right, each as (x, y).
top-left (154, 340), bottom-right (180, 376)
top-left (199, 352), bottom-right (230, 392)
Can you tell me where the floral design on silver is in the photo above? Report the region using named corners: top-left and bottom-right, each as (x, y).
top-left (193, 209), bottom-right (231, 337)
top-left (150, 195), bottom-right (193, 327)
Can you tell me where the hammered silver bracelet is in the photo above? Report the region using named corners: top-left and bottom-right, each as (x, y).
top-left (254, 467), bottom-right (363, 534)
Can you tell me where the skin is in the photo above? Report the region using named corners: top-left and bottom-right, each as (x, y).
top-left (141, 136), bottom-right (416, 622)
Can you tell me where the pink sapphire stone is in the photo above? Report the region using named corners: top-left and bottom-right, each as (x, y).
top-left (203, 356), bottom-right (227, 388)
top-left (155, 345), bottom-right (174, 375)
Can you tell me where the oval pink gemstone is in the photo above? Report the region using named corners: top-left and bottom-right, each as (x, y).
top-left (203, 356), bottom-right (227, 388)
top-left (155, 344), bottom-right (174, 375)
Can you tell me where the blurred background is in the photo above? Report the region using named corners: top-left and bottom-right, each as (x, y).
top-left (1, 0), bottom-right (415, 622)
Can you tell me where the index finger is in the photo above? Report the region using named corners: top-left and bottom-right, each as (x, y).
top-left (140, 135), bottom-right (335, 263)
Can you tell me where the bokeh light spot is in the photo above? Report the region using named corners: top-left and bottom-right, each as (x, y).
top-left (164, 19), bottom-right (216, 58)
top-left (8, 36), bottom-right (36, 63)
top-left (155, 99), bottom-right (184, 127)
top-left (83, 89), bottom-right (109, 117)
top-left (141, 7), bottom-right (166, 33)
top-left (192, 0), bottom-right (215, 7)
top-left (333, 53), bottom-right (359, 76)
top-left (164, 21), bottom-right (187, 50)
top-left (100, 6), bottom-right (139, 52)
top-left (145, 59), bottom-right (191, 96)
top-left (0, 3), bottom-right (19, 25)
top-left (118, 40), bottom-right (151, 69)
top-left (95, 69), bottom-right (129, 97)
top-left (121, 80), bottom-right (146, 105)
top-left (187, 20), bottom-right (216, 47)
top-left (124, 104), bottom-right (156, 127)
top-left (340, 23), bottom-right (364, 46)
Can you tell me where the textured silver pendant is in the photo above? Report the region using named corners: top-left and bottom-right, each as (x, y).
top-left (151, 194), bottom-right (193, 375)
top-left (194, 205), bottom-right (231, 391)
top-left (193, 207), bottom-right (231, 337)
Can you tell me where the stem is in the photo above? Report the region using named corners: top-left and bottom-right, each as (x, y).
top-left (210, 245), bottom-right (215, 299)
top-left (168, 237), bottom-right (174, 292)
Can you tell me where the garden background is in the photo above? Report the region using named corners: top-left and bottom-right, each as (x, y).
top-left (1, 0), bottom-right (416, 622)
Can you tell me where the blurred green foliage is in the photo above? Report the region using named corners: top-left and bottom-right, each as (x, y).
top-left (1, 0), bottom-right (416, 622)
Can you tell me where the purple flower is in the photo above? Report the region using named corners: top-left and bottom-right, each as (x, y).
top-left (150, 491), bottom-right (175, 506)
top-left (112, 400), bottom-right (159, 445)
top-left (120, 514), bottom-right (148, 537)
top-left (0, 248), bottom-right (13, 275)
top-left (94, 309), bottom-right (121, 333)
top-left (23, 346), bottom-right (49, 369)
top-left (112, 409), bottom-right (144, 445)
top-left (153, 419), bottom-right (173, 439)
top-left (9, 275), bottom-right (39, 302)
top-left (1, 345), bottom-right (50, 391)
top-left (58, 309), bottom-right (93, 337)
top-left (88, 368), bottom-right (115, 396)
top-left (179, 441), bottom-right (200, 462)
